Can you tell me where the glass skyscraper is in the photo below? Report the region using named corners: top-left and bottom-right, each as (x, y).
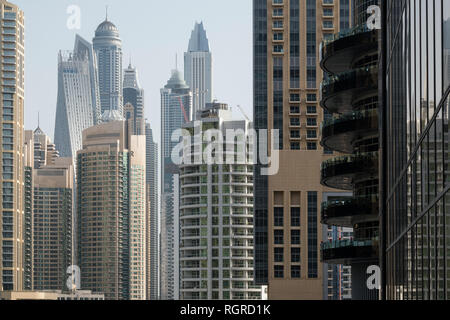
top-left (382, 0), bottom-right (450, 300)
top-left (93, 16), bottom-right (123, 115)
top-left (54, 35), bottom-right (100, 160)
top-left (160, 69), bottom-right (192, 300)
top-left (184, 22), bottom-right (213, 116)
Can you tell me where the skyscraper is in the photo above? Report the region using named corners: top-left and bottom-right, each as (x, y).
top-left (54, 35), bottom-right (100, 160)
top-left (0, 0), bottom-right (25, 292)
top-left (93, 16), bottom-right (123, 115)
top-left (34, 137), bottom-right (73, 291)
top-left (179, 102), bottom-right (262, 300)
top-left (123, 63), bottom-right (144, 135)
top-left (160, 69), bottom-right (192, 300)
top-left (76, 118), bottom-right (146, 300)
top-left (319, 0), bottom-right (380, 300)
top-left (184, 22), bottom-right (212, 116)
top-left (253, 0), bottom-right (351, 299)
top-left (145, 123), bottom-right (159, 300)
top-left (382, 0), bottom-right (450, 300)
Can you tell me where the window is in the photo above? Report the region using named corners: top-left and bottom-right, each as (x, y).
top-left (307, 142), bottom-right (317, 150)
top-left (291, 248), bottom-right (301, 263)
top-left (307, 130), bottom-right (317, 139)
top-left (307, 118), bottom-right (317, 126)
top-left (291, 207), bottom-right (300, 226)
top-left (306, 106), bottom-right (317, 114)
top-left (291, 265), bottom-right (301, 278)
top-left (290, 118), bottom-right (300, 126)
top-left (290, 93), bottom-right (300, 102)
top-left (290, 106), bottom-right (300, 114)
top-left (273, 20), bottom-right (284, 29)
top-left (273, 45), bottom-right (284, 53)
top-left (274, 207), bottom-right (284, 227)
top-left (274, 248), bottom-right (284, 263)
top-left (290, 130), bottom-right (300, 139)
top-left (273, 32), bottom-right (283, 41)
top-left (274, 230), bottom-right (284, 245)
top-left (273, 8), bottom-right (283, 17)
top-left (307, 192), bottom-right (318, 278)
top-left (306, 94), bottom-right (317, 102)
top-left (274, 265), bottom-right (284, 278)
top-left (323, 20), bottom-right (333, 28)
top-left (291, 142), bottom-right (300, 150)
top-left (291, 230), bottom-right (301, 245)
top-left (323, 8), bottom-right (333, 16)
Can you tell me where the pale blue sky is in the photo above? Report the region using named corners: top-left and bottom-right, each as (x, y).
top-left (14, 0), bottom-right (253, 143)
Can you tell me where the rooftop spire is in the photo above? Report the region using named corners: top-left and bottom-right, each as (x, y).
top-left (105, 5), bottom-right (109, 21)
top-left (187, 21), bottom-right (210, 52)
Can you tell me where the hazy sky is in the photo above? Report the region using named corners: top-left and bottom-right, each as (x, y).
top-left (14, 0), bottom-right (252, 144)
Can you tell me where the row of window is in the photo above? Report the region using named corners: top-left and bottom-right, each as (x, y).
top-left (274, 265), bottom-right (301, 279)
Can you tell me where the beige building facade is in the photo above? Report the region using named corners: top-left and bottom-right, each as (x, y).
top-left (253, 0), bottom-right (351, 299)
top-left (76, 119), bottom-right (146, 300)
top-left (0, 0), bottom-right (25, 292)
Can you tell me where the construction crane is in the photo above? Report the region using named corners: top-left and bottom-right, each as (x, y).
top-left (236, 105), bottom-right (250, 122)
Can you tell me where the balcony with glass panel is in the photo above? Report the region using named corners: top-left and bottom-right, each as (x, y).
top-left (321, 194), bottom-right (378, 228)
top-left (320, 238), bottom-right (379, 265)
top-left (320, 152), bottom-right (379, 190)
top-left (321, 109), bottom-right (378, 153)
top-left (320, 25), bottom-right (379, 74)
top-left (320, 65), bottom-right (378, 114)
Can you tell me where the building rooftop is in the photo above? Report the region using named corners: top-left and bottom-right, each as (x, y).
top-left (187, 22), bottom-right (210, 52)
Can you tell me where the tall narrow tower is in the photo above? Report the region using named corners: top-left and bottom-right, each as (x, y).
top-left (93, 14), bottom-right (123, 115)
top-left (0, 0), bottom-right (25, 292)
top-left (160, 70), bottom-right (192, 300)
top-left (123, 63), bottom-right (144, 135)
top-left (184, 22), bottom-right (212, 116)
top-left (54, 35), bottom-right (99, 160)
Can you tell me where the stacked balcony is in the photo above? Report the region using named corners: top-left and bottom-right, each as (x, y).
top-left (319, 20), bottom-right (380, 274)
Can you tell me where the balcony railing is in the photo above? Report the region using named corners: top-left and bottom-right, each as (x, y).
top-left (321, 109), bottom-right (379, 153)
top-left (321, 151), bottom-right (379, 190)
top-left (321, 238), bottom-right (379, 264)
top-left (321, 194), bottom-right (379, 227)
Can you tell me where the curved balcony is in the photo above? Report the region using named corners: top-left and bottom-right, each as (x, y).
top-left (320, 66), bottom-right (378, 114)
top-left (321, 194), bottom-right (379, 228)
top-left (320, 239), bottom-right (379, 265)
top-left (320, 25), bottom-right (379, 74)
top-left (321, 152), bottom-right (379, 190)
top-left (321, 110), bottom-right (379, 153)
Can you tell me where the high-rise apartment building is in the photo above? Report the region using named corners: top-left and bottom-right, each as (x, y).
top-left (54, 35), bottom-right (100, 160)
top-left (184, 22), bottom-right (212, 116)
top-left (382, 0), bottom-right (450, 300)
top-left (123, 63), bottom-right (144, 135)
top-left (323, 225), bottom-right (352, 300)
top-left (253, 0), bottom-right (351, 299)
top-left (0, 0), bottom-right (25, 292)
top-left (160, 69), bottom-right (192, 300)
top-left (76, 119), bottom-right (146, 300)
top-left (33, 160), bottom-right (73, 291)
top-left (179, 102), bottom-right (261, 300)
top-left (24, 128), bottom-right (73, 291)
top-left (93, 16), bottom-right (123, 115)
top-left (145, 123), bottom-right (159, 300)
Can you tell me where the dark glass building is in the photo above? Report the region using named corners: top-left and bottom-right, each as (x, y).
top-left (382, 0), bottom-right (450, 299)
top-left (319, 0), bottom-right (380, 300)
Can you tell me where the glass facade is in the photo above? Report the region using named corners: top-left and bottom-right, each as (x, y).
top-left (253, 0), bottom-right (268, 285)
top-left (383, 0), bottom-right (450, 300)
